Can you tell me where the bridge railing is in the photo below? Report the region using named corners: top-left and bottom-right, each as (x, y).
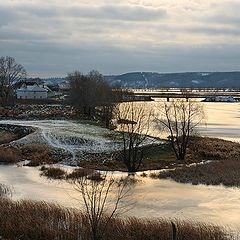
top-left (125, 88), bottom-right (240, 93)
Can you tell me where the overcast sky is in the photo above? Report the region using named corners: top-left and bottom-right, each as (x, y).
top-left (0, 0), bottom-right (239, 77)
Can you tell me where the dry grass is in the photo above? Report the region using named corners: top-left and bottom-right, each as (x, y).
top-left (40, 167), bottom-right (67, 179)
top-left (0, 148), bottom-right (21, 164)
top-left (0, 198), bottom-right (232, 240)
top-left (188, 137), bottom-right (240, 161)
top-left (0, 144), bottom-right (61, 165)
top-left (66, 168), bottom-right (95, 179)
top-left (0, 130), bottom-right (18, 144)
top-left (155, 158), bottom-right (240, 187)
top-left (0, 107), bottom-right (17, 118)
top-left (40, 167), bottom-right (105, 182)
top-left (20, 144), bottom-right (61, 166)
top-left (152, 137), bottom-right (240, 187)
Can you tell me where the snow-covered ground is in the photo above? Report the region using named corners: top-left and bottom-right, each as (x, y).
top-left (0, 120), bottom-right (123, 165)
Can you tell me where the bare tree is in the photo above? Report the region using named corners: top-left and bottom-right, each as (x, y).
top-left (68, 70), bottom-right (115, 121)
top-left (155, 99), bottom-right (205, 161)
top-left (114, 102), bottom-right (152, 172)
top-left (0, 56), bottom-right (27, 105)
top-left (72, 173), bottom-right (130, 240)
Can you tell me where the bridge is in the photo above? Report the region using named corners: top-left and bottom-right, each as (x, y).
top-left (123, 88), bottom-right (240, 101)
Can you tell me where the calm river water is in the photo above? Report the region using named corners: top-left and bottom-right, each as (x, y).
top-left (0, 102), bottom-right (240, 232)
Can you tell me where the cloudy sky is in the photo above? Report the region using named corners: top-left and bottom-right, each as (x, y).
top-left (0, 0), bottom-right (239, 77)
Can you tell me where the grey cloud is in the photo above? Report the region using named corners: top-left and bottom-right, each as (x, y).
top-left (185, 26), bottom-right (240, 36)
top-left (0, 29), bottom-right (50, 41)
top-left (207, 15), bottom-right (240, 28)
top-left (198, 1), bottom-right (240, 28)
top-left (0, 7), bottom-right (18, 26)
top-left (67, 5), bottom-right (167, 21)
top-left (0, 0), bottom-right (240, 76)
top-left (1, 37), bottom-right (239, 77)
top-left (2, 3), bottom-right (167, 22)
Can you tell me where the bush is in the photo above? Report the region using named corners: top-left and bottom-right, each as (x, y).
top-left (40, 167), bottom-right (67, 179)
top-left (66, 168), bottom-right (95, 179)
top-left (87, 172), bottom-right (105, 182)
top-left (0, 148), bottom-right (21, 164)
top-left (21, 144), bottom-right (60, 165)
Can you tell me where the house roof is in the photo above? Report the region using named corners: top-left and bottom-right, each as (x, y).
top-left (17, 84), bottom-right (48, 92)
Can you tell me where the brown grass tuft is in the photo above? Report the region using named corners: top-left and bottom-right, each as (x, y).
top-left (153, 137), bottom-right (240, 187)
top-left (0, 198), bottom-right (232, 240)
top-left (0, 130), bottom-right (18, 144)
top-left (21, 144), bottom-right (60, 165)
top-left (66, 168), bottom-right (95, 179)
top-left (40, 167), bottom-right (67, 179)
top-left (0, 147), bottom-right (21, 164)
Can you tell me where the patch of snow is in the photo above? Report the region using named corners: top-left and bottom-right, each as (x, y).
top-left (201, 73), bottom-right (210, 76)
top-left (192, 80), bottom-right (200, 84)
top-left (169, 81), bottom-right (177, 86)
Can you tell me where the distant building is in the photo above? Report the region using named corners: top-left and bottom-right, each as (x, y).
top-left (16, 83), bottom-right (53, 99)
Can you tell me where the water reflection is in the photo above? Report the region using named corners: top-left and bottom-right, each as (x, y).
top-left (0, 165), bottom-right (240, 230)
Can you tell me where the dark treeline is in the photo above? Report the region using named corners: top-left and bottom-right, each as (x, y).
top-left (68, 70), bottom-right (123, 128)
top-left (0, 56), bottom-right (26, 105)
top-left (68, 70), bottom-right (112, 115)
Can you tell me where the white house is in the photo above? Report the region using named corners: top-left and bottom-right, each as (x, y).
top-left (16, 83), bottom-right (51, 99)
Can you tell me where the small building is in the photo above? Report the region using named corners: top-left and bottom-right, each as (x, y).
top-left (16, 83), bottom-right (50, 99)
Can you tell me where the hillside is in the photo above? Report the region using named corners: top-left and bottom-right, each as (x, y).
top-left (104, 72), bottom-right (240, 88)
top-left (41, 72), bottom-right (240, 89)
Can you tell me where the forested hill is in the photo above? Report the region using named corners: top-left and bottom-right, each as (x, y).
top-left (104, 72), bottom-right (240, 88)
